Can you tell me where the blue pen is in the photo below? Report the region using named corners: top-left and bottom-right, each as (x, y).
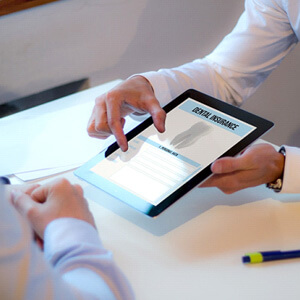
top-left (242, 250), bottom-right (300, 264)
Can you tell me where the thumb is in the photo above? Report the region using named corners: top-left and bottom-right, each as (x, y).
top-left (211, 156), bottom-right (246, 174)
top-left (11, 190), bottom-right (39, 220)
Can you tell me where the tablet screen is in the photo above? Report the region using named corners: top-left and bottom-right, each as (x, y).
top-left (75, 90), bottom-right (273, 216)
top-left (90, 98), bottom-right (255, 205)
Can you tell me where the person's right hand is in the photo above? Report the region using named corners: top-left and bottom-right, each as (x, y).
top-left (87, 76), bottom-right (166, 151)
top-left (11, 178), bottom-right (95, 239)
top-left (200, 143), bottom-right (285, 194)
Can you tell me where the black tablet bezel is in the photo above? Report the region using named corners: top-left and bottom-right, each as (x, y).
top-left (75, 89), bottom-right (273, 217)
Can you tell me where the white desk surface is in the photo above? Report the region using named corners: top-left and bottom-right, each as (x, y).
top-left (50, 170), bottom-right (300, 300)
top-left (9, 82), bottom-right (300, 300)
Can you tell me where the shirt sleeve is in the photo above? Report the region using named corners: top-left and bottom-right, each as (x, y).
top-left (133, 0), bottom-right (300, 194)
top-left (280, 146), bottom-right (300, 194)
top-left (44, 218), bottom-right (134, 300)
top-left (0, 185), bottom-right (134, 300)
top-left (139, 0), bottom-right (297, 107)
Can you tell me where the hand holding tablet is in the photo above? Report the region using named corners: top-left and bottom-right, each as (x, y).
top-left (76, 89), bottom-right (273, 217)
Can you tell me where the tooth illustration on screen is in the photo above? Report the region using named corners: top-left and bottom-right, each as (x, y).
top-left (170, 121), bottom-right (212, 149)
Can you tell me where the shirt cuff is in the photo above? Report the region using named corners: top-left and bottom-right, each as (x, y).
top-left (131, 71), bottom-right (172, 107)
top-left (44, 218), bottom-right (102, 262)
top-left (281, 145), bottom-right (300, 193)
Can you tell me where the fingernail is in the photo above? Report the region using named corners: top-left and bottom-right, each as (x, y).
top-left (120, 143), bottom-right (128, 152)
top-left (211, 162), bottom-right (221, 173)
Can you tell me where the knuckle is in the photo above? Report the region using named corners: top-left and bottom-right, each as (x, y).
top-left (59, 178), bottom-right (70, 186)
top-left (95, 95), bottom-right (106, 106)
top-left (53, 178), bottom-right (70, 190)
top-left (106, 90), bottom-right (117, 99)
top-left (94, 121), bottom-right (106, 133)
top-left (26, 206), bottom-right (39, 220)
top-left (106, 90), bottom-right (122, 105)
top-left (107, 117), bottom-right (120, 129)
top-left (74, 184), bottom-right (83, 194)
top-left (156, 108), bottom-right (166, 119)
top-left (87, 123), bottom-right (95, 135)
top-left (90, 117), bottom-right (110, 136)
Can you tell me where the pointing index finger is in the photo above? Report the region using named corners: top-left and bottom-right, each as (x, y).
top-left (106, 98), bottom-right (128, 152)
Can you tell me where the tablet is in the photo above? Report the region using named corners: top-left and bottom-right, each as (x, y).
top-left (75, 89), bottom-right (273, 217)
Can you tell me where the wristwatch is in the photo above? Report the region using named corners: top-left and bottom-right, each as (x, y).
top-left (266, 146), bottom-right (286, 193)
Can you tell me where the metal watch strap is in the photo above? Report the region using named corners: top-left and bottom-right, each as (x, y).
top-left (266, 146), bottom-right (286, 193)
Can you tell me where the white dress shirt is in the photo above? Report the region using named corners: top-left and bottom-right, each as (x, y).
top-left (139, 0), bottom-right (300, 193)
top-left (0, 184), bottom-right (134, 300)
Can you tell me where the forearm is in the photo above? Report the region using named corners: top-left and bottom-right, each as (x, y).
top-left (0, 206), bottom-right (133, 300)
top-left (44, 218), bottom-right (134, 300)
top-left (139, 0), bottom-right (297, 109)
top-left (0, 194), bottom-right (75, 300)
top-left (140, 58), bottom-right (245, 107)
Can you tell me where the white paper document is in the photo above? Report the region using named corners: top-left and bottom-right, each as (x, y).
top-left (0, 80), bottom-right (140, 178)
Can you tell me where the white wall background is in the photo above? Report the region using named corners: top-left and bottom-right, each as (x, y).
top-left (1, 0), bottom-right (300, 147)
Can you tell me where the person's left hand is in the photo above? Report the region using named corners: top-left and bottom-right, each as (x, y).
top-left (200, 143), bottom-right (285, 194)
top-left (10, 178), bottom-right (95, 239)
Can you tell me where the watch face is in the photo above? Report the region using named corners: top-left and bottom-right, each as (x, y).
top-left (267, 178), bottom-right (282, 192)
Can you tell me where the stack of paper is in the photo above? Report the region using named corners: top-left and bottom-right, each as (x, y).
top-left (0, 79), bottom-right (140, 181)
